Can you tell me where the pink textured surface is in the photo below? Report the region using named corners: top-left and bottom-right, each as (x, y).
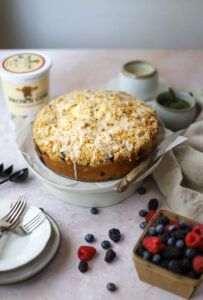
top-left (0, 49), bottom-right (203, 300)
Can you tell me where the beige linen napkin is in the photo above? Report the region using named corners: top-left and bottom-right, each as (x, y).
top-left (153, 89), bottom-right (203, 223)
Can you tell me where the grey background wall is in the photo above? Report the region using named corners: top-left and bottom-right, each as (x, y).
top-left (0, 0), bottom-right (203, 49)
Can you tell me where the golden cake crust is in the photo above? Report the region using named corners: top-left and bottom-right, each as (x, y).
top-left (33, 90), bottom-right (158, 181)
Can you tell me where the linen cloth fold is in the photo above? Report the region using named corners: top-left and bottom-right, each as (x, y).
top-left (153, 89), bottom-right (203, 223)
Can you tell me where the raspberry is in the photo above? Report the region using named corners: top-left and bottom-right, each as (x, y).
top-left (192, 255), bottom-right (203, 273)
top-left (78, 246), bottom-right (96, 261)
top-left (145, 210), bottom-right (156, 222)
top-left (105, 249), bottom-right (116, 263)
top-left (78, 260), bottom-right (88, 273)
top-left (109, 228), bottom-right (121, 243)
top-left (197, 239), bottom-right (203, 252)
top-left (185, 232), bottom-right (201, 248)
top-left (168, 259), bottom-right (183, 274)
top-left (157, 216), bottom-right (170, 225)
top-left (142, 237), bottom-right (166, 254)
top-left (170, 219), bottom-right (180, 227)
top-left (148, 198), bottom-right (159, 210)
top-left (162, 246), bottom-right (182, 260)
top-left (193, 225), bottom-right (203, 238)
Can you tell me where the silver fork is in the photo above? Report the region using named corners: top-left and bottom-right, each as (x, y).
top-left (15, 211), bottom-right (46, 235)
top-left (0, 195), bottom-right (27, 236)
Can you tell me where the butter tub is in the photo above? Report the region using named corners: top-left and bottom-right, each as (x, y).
top-left (0, 51), bottom-right (52, 117)
top-left (133, 210), bottom-right (203, 299)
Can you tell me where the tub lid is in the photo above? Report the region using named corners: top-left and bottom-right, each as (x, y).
top-left (0, 51), bottom-right (52, 80)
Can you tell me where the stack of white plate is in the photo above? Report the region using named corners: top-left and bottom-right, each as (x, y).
top-left (0, 199), bottom-right (60, 285)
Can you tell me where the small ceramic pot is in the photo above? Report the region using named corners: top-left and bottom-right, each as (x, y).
top-left (118, 60), bottom-right (158, 100)
top-left (153, 91), bottom-right (197, 131)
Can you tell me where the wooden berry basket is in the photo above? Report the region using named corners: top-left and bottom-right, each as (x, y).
top-left (133, 209), bottom-right (203, 299)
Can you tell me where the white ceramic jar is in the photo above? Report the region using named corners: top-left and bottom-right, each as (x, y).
top-left (118, 60), bottom-right (158, 100)
top-left (0, 51), bottom-right (52, 117)
top-left (153, 91), bottom-right (197, 131)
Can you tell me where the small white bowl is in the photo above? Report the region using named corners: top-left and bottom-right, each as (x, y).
top-left (118, 60), bottom-right (158, 100)
top-left (154, 91), bottom-right (197, 131)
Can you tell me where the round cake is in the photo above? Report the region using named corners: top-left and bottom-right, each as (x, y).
top-left (33, 90), bottom-right (158, 181)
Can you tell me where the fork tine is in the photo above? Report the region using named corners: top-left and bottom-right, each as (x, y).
top-left (7, 196), bottom-right (27, 225)
top-left (3, 195), bottom-right (23, 222)
top-left (24, 212), bottom-right (44, 229)
top-left (6, 195), bottom-right (26, 223)
top-left (24, 212), bottom-right (45, 230)
top-left (26, 214), bottom-right (46, 233)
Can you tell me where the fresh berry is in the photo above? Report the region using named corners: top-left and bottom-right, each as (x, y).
top-left (179, 220), bottom-right (186, 229)
top-left (162, 246), bottom-right (182, 259)
top-left (175, 240), bottom-right (184, 248)
top-left (136, 186), bottom-right (146, 195)
top-left (155, 224), bottom-right (164, 234)
top-left (78, 246), bottom-right (96, 261)
top-left (85, 234), bottom-right (94, 243)
top-left (181, 258), bottom-right (192, 272)
top-left (185, 248), bottom-right (197, 259)
top-left (143, 251), bottom-right (152, 260)
top-left (171, 229), bottom-right (188, 240)
top-left (186, 270), bottom-right (200, 279)
top-left (185, 232), bottom-right (201, 248)
top-left (140, 221), bottom-right (148, 229)
top-left (148, 226), bottom-right (156, 236)
top-left (197, 239), bottom-right (203, 252)
top-left (185, 224), bottom-right (193, 232)
top-left (101, 240), bottom-right (111, 249)
top-left (157, 216), bottom-right (170, 225)
top-left (192, 255), bottom-right (203, 273)
top-left (168, 259), bottom-right (183, 274)
top-left (170, 219), bottom-right (180, 227)
top-left (78, 260), bottom-right (88, 273)
top-left (109, 228), bottom-right (121, 243)
top-left (142, 237), bottom-right (166, 254)
top-left (152, 254), bottom-right (161, 264)
top-left (148, 198), bottom-right (159, 210)
top-left (167, 237), bottom-right (175, 246)
top-left (145, 210), bottom-right (156, 222)
top-left (105, 249), bottom-right (116, 263)
top-left (158, 233), bottom-right (170, 244)
top-left (136, 242), bottom-right (146, 256)
top-left (193, 225), bottom-right (203, 238)
top-left (106, 282), bottom-right (117, 292)
top-left (168, 225), bottom-right (177, 233)
top-left (139, 209), bottom-right (148, 217)
top-left (90, 207), bottom-right (98, 215)
top-left (160, 260), bottom-right (169, 269)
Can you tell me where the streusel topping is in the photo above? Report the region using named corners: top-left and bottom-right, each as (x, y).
top-left (33, 90), bottom-right (158, 166)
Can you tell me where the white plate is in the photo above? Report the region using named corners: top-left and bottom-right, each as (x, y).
top-left (107, 76), bottom-right (169, 108)
top-left (0, 199), bottom-right (51, 271)
top-left (0, 212), bottom-right (60, 285)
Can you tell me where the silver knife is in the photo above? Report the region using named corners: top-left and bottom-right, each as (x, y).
top-left (114, 130), bottom-right (185, 193)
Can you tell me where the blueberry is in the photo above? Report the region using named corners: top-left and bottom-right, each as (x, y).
top-left (78, 261), bottom-right (88, 273)
top-left (148, 226), bottom-right (156, 236)
top-left (106, 282), bottom-right (117, 292)
top-left (136, 243), bottom-right (146, 256)
top-left (136, 187), bottom-right (146, 195)
top-left (185, 248), bottom-right (197, 259)
top-left (179, 220), bottom-right (186, 229)
top-left (90, 207), bottom-right (98, 215)
top-left (140, 221), bottom-right (148, 229)
top-left (152, 254), bottom-right (161, 264)
top-left (143, 251), bottom-right (152, 260)
top-left (167, 237), bottom-right (175, 246)
top-left (139, 209), bottom-right (148, 217)
top-left (148, 198), bottom-right (159, 210)
top-left (156, 224), bottom-right (164, 234)
top-left (175, 240), bottom-right (184, 248)
top-left (169, 225), bottom-right (177, 233)
top-left (85, 234), bottom-right (94, 243)
top-left (101, 240), bottom-right (111, 249)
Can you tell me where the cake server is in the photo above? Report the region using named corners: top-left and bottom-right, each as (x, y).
top-left (114, 130), bottom-right (186, 193)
